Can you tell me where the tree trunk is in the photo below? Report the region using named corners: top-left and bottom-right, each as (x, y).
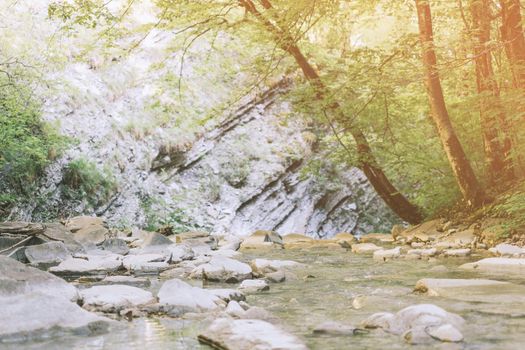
top-left (470, 0), bottom-right (514, 185)
top-left (500, 0), bottom-right (525, 90)
top-left (415, 0), bottom-right (485, 207)
top-left (239, 0), bottom-right (424, 224)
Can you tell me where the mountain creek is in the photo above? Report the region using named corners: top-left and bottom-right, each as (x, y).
top-left (1, 218), bottom-right (525, 349)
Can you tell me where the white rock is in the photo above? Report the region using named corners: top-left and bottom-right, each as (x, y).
top-left (198, 318), bottom-right (307, 350)
top-left (460, 258), bottom-right (525, 274)
top-left (426, 323), bottom-right (463, 342)
top-left (443, 248), bottom-right (471, 257)
top-left (489, 243), bottom-right (525, 257)
top-left (0, 256), bottom-right (78, 302)
top-left (407, 248), bottom-right (437, 257)
top-left (80, 285), bottom-right (155, 312)
top-left (158, 278), bottom-right (221, 313)
top-left (415, 278), bottom-right (525, 305)
top-left (351, 243), bottom-right (382, 254)
top-left (190, 256), bottom-right (252, 282)
top-left (49, 255), bottom-right (122, 276)
top-left (0, 292), bottom-right (110, 342)
top-left (362, 304), bottom-right (464, 336)
top-left (122, 254), bottom-right (169, 273)
top-left (250, 258), bottom-right (301, 274)
top-left (238, 279), bottom-right (269, 294)
top-left (25, 241), bottom-right (71, 267)
top-left (225, 300), bottom-right (246, 318)
top-left (373, 247), bottom-right (401, 261)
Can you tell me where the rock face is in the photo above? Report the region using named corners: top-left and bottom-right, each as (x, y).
top-left (4, 2), bottom-right (396, 237)
top-left (198, 318), bottom-right (308, 350)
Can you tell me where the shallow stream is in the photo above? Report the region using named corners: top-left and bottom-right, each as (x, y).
top-left (5, 248), bottom-right (525, 350)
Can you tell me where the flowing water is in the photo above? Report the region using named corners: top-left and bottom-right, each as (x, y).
top-left (4, 248), bottom-right (525, 350)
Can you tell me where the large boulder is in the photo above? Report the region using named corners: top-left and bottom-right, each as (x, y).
top-left (41, 222), bottom-right (84, 254)
top-left (460, 258), bottom-right (525, 274)
top-left (80, 285), bottom-right (155, 312)
top-left (489, 243), bottom-right (525, 257)
top-left (66, 216), bottom-right (108, 245)
top-left (49, 255), bottom-right (122, 277)
top-left (238, 279), bottom-right (270, 294)
top-left (198, 318), bottom-right (308, 350)
top-left (0, 292), bottom-right (110, 342)
top-left (190, 256), bottom-right (252, 283)
top-left (0, 256), bottom-right (78, 301)
top-left (351, 243), bottom-right (382, 254)
top-left (249, 258), bottom-right (302, 275)
top-left (362, 304), bottom-right (464, 344)
top-left (414, 278), bottom-right (525, 304)
top-left (25, 241), bottom-right (71, 268)
top-left (373, 247), bottom-right (401, 261)
top-left (157, 278), bottom-right (222, 314)
top-left (122, 253), bottom-right (170, 273)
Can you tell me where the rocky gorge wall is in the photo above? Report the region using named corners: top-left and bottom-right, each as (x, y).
top-left (4, 1), bottom-right (398, 237)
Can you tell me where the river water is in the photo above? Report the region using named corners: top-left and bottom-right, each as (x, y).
top-left (4, 248), bottom-right (525, 350)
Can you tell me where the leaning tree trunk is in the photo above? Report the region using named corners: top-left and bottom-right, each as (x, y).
top-left (470, 0), bottom-right (514, 185)
top-left (415, 0), bottom-right (485, 207)
top-left (239, 0), bottom-right (424, 224)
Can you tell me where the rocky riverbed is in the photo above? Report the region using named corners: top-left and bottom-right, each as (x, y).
top-left (1, 217), bottom-right (525, 349)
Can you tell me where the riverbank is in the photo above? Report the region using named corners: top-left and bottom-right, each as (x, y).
top-left (1, 217), bottom-right (525, 349)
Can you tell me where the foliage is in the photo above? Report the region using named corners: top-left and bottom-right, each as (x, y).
top-left (141, 196), bottom-right (205, 233)
top-left (62, 158), bottom-right (117, 206)
top-left (32, 0), bottom-right (525, 225)
top-left (492, 182), bottom-right (525, 234)
top-left (0, 81), bottom-right (67, 215)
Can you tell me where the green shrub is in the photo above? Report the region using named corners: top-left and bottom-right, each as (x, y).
top-left (62, 158), bottom-right (117, 206)
top-left (492, 182), bottom-right (525, 234)
top-left (141, 196), bottom-right (205, 234)
top-left (0, 82), bottom-right (67, 213)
